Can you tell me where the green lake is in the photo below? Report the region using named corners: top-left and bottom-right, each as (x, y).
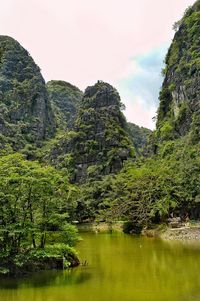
top-left (1, 232), bottom-right (200, 301)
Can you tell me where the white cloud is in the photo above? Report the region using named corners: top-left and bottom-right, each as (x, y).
top-left (116, 44), bottom-right (169, 129)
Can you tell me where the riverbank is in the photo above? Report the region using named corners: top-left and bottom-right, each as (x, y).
top-left (160, 225), bottom-right (200, 241)
top-left (142, 223), bottom-right (200, 241)
top-left (77, 222), bottom-right (124, 233)
top-left (77, 221), bottom-right (200, 242)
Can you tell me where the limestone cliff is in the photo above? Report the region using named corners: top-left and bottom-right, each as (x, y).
top-left (0, 36), bottom-right (55, 150)
top-left (156, 0), bottom-right (200, 142)
top-left (48, 81), bottom-right (135, 182)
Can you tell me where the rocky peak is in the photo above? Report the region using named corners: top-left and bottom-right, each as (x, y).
top-left (70, 81), bottom-right (134, 182)
top-left (0, 36), bottom-right (55, 150)
top-left (44, 81), bottom-right (136, 182)
top-left (82, 81), bottom-right (124, 109)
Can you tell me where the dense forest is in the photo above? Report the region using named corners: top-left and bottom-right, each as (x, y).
top-left (0, 0), bottom-right (200, 275)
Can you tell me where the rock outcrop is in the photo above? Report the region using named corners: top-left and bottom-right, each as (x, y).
top-left (0, 36), bottom-right (148, 183)
top-left (156, 0), bottom-right (200, 142)
top-left (0, 36), bottom-right (55, 150)
top-left (48, 81), bottom-right (135, 182)
top-left (70, 81), bottom-right (135, 182)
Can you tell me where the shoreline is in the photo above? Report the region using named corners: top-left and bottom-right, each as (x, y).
top-left (160, 226), bottom-right (200, 241)
top-left (77, 221), bottom-right (124, 233)
top-left (77, 221), bottom-right (200, 242)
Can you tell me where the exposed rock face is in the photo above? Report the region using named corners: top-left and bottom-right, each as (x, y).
top-left (70, 81), bottom-right (135, 182)
top-left (47, 80), bottom-right (82, 130)
top-left (72, 81), bottom-right (132, 181)
top-left (0, 36), bottom-right (55, 149)
top-left (48, 81), bottom-right (135, 182)
top-left (156, 1), bottom-right (200, 141)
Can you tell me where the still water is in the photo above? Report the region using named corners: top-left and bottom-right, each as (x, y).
top-left (1, 232), bottom-right (200, 301)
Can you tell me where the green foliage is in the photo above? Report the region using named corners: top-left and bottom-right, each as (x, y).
top-left (190, 110), bottom-right (200, 143)
top-left (160, 121), bottom-right (174, 140)
top-left (0, 4), bottom-right (200, 277)
top-left (0, 153), bottom-right (79, 274)
top-left (166, 41), bottom-right (180, 67)
top-left (157, 1), bottom-right (200, 138)
top-left (127, 122), bottom-right (151, 153)
top-left (0, 36), bottom-right (55, 150)
top-left (168, 83), bottom-right (175, 92)
top-left (61, 81), bottom-right (135, 182)
top-left (47, 80), bottom-right (82, 130)
top-left (75, 134), bottom-right (200, 229)
top-left (157, 88), bottom-right (172, 126)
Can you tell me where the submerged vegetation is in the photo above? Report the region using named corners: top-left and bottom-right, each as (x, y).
top-left (0, 0), bottom-right (200, 275)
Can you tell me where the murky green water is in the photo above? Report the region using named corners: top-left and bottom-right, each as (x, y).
top-left (1, 232), bottom-right (200, 301)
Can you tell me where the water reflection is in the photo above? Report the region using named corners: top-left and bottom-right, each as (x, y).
top-left (0, 233), bottom-right (200, 301)
top-left (0, 268), bottom-right (92, 289)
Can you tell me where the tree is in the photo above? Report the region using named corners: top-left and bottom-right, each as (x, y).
top-left (0, 153), bottom-right (79, 269)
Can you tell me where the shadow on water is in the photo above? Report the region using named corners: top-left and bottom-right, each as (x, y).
top-left (0, 267), bottom-right (92, 289)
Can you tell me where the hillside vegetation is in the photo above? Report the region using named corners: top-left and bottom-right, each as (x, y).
top-left (0, 0), bottom-right (200, 274)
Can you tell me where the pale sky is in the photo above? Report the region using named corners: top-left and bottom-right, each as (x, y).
top-left (0, 0), bottom-right (195, 129)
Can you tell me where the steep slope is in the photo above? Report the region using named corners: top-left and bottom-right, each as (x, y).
top-left (47, 80), bottom-right (82, 130)
top-left (156, 0), bottom-right (200, 142)
top-left (127, 122), bottom-right (151, 153)
top-left (0, 36), bottom-right (55, 150)
top-left (71, 81), bottom-right (135, 181)
top-left (47, 81), bottom-right (135, 182)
